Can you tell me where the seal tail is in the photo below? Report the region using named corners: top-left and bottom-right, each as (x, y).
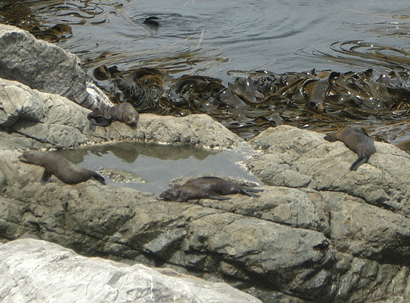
top-left (92, 172), bottom-right (106, 185)
top-left (350, 155), bottom-right (370, 171)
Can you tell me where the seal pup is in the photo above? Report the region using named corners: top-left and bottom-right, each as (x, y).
top-left (324, 126), bottom-right (376, 170)
top-left (87, 102), bottom-right (139, 130)
top-left (160, 176), bottom-right (264, 202)
top-left (18, 151), bottom-right (106, 185)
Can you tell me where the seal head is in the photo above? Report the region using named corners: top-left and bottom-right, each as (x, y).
top-left (88, 102), bottom-right (139, 130)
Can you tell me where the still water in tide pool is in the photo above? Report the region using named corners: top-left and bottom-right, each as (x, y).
top-left (2, 0), bottom-right (410, 79)
top-left (56, 142), bottom-right (261, 194)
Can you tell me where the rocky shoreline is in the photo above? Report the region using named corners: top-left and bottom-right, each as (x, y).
top-left (1, 23), bottom-right (410, 303)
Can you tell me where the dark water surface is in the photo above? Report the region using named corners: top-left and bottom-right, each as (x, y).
top-left (2, 0), bottom-right (410, 78)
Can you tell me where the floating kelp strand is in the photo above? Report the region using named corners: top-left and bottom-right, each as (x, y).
top-left (40, 2), bottom-right (105, 19)
top-left (309, 41), bottom-right (410, 74)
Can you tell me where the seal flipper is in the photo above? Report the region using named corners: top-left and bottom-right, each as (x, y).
top-left (240, 188), bottom-right (262, 198)
top-left (350, 155), bottom-right (370, 171)
top-left (41, 170), bottom-right (52, 185)
top-left (208, 195), bottom-right (231, 200)
top-left (242, 187), bottom-right (264, 193)
top-left (89, 119), bottom-right (97, 131)
top-left (242, 187), bottom-right (264, 197)
top-left (87, 112), bottom-right (113, 131)
top-left (92, 172), bottom-right (106, 185)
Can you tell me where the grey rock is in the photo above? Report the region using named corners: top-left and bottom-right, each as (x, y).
top-left (1, 151), bottom-right (331, 301)
top-left (3, 148), bottom-right (410, 302)
top-left (0, 24), bottom-right (88, 105)
top-left (0, 77), bottom-right (245, 149)
top-left (0, 238), bottom-right (262, 303)
top-left (245, 125), bottom-right (410, 216)
top-left (188, 185), bottom-right (328, 233)
top-left (322, 191), bottom-right (410, 264)
top-left (2, 22), bottom-right (410, 303)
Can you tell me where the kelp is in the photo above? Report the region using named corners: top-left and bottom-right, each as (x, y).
top-left (91, 65), bottom-right (410, 140)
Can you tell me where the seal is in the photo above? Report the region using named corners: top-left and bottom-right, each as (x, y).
top-left (18, 151), bottom-right (106, 185)
top-left (143, 16), bottom-right (160, 27)
top-left (324, 126), bottom-right (376, 170)
top-left (87, 102), bottom-right (139, 130)
top-left (160, 176), bottom-right (264, 202)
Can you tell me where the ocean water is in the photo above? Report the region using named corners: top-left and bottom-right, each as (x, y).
top-left (15, 0), bottom-right (410, 80)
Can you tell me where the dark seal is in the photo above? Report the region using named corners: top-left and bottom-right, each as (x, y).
top-left (160, 176), bottom-right (264, 202)
top-left (18, 151), bottom-right (106, 185)
top-left (324, 127), bottom-right (376, 170)
top-left (143, 16), bottom-right (160, 27)
top-left (87, 102), bottom-right (139, 130)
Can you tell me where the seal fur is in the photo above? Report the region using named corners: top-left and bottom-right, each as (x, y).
top-left (324, 126), bottom-right (376, 170)
top-left (18, 151), bottom-right (106, 185)
top-left (87, 102), bottom-right (139, 130)
top-left (160, 176), bottom-right (264, 202)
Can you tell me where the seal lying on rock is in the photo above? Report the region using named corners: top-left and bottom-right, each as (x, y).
top-left (87, 102), bottom-right (139, 130)
top-left (160, 176), bottom-right (264, 202)
top-left (18, 151), bottom-right (106, 185)
top-left (324, 127), bottom-right (376, 170)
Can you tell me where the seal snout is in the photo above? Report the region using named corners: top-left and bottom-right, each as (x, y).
top-left (159, 188), bottom-right (178, 201)
top-left (18, 151), bottom-right (34, 164)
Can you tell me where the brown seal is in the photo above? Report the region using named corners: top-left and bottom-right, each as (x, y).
top-left (324, 127), bottom-right (376, 170)
top-left (160, 176), bottom-right (264, 202)
top-left (87, 102), bottom-right (139, 130)
top-left (18, 151), bottom-right (106, 185)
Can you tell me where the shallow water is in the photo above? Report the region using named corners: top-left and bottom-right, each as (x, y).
top-left (56, 142), bottom-right (261, 194)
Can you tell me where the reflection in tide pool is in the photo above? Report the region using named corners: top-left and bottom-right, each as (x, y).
top-left (56, 142), bottom-right (261, 194)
